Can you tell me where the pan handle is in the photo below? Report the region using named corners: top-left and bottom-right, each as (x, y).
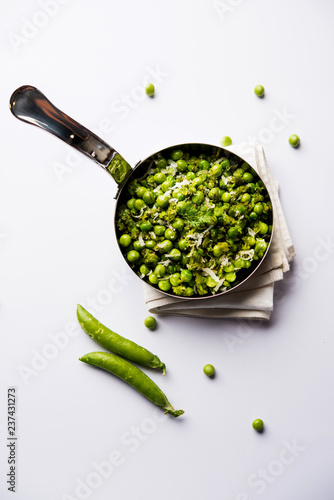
top-left (9, 85), bottom-right (132, 185)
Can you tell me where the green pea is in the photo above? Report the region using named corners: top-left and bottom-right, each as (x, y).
top-left (170, 273), bottom-right (181, 286)
top-left (143, 251), bottom-right (159, 267)
top-left (249, 212), bottom-right (258, 220)
top-left (241, 161), bottom-right (250, 171)
top-left (171, 149), bottom-right (183, 161)
top-left (234, 259), bottom-right (245, 268)
top-left (213, 244), bottom-right (224, 257)
top-left (225, 272), bottom-right (236, 282)
top-left (235, 204), bottom-right (246, 216)
top-left (210, 163), bottom-right (223, 177)
top-left (203, 364), bottom-right (215, 377)
top-left (176, 201), bottom-right (189, 214)
top-left (252, 419), bottom-right (264, 431)
top-left (197, 159), bottom-right (209, 169)
top-left (178, 239), bottom-right (188, 251)
top-left (192, 191), bottom-right (205, 204)
top-left (161, 180), bottom-right (174, 192)
top-left (144, 316), bottom-right (156, 329)
top-left (241, 193), bottom-right (251, 203)
top-left (223, 264), bottom-right (234, 272)
top-left (145, 240), bottom-right (156, 249)
top-left (156, 158), bottom-right (167, 169)
top-left (254, 240), bottom-right (267, 256)
top-left (127, 250), bottom-right (140, 262)
top-left (181, 269), bottom-right (193, 282)
top-left (158, 240), bottom-right (173, 253)
top-left (259, 222), bottom-right (269, 235)
top-left (140, 264), bottom-right (150, 275)
top-left (220, 136), bottom-right (232, 147)
top-left (136, 186), bottom-right (147, 198)
top-left (145, 83), bottom-right (155, 97)
top-left (186, 172), bottom-right (196, 180)
top-left (149, 273), bottom-right (159, 284)
top-left (119, 234), bottom-right (131, 247)
top-left (243, 172), bottom-right (254, 183)
top-left (181, 254), bottom-right (189, 266)
top-left (172, 218), bottom-right (184, 231)
top-left (154, 172), bottom-right (167, 184)
top-left (254, 85), bottom-right (265, 97)
top-left (140, 222), bottom-right (152, 231)
top-left (127, 198), bottom-right (136, 209)
top-left (184, 287), bottom-right (194, 297)
top-left (289, 134), bottom-right (300, 148)
top-left (133, 240), bottom-right (146, 251)
top-left (222, 192), bottom-right (231, 203)
top-left (158, 280), bottom-right (171, 292)
top-left (228, 227), bottom-right (240, 239)
top-left (154, 225), bottom-right (165, 236)
top-left (168, 264), bottom-right (176, 273)
top-left (254, 203), bottom-right (263, 215)
top-left (208, 187), bottom-right (221, 200)
top-left (177, 159), bottom-right (188, 172)
top-left (156, 194), bottom-right (170, 208)
top-left (192, 176), bottom-right (205, 187)
top-left (233, 168), bottom-right (244, 181)
top-left (155, 264), bottom-right (166, 277)
top-left (142, 191), bottom-right (156, 205)
top-left (169, 248), bottom-right (181, 261)
top-left (172, 189), bottom-right (185, 201)
top-left (135, 199), bottom-right (146, 210)
top-left (247, 236), bottom-right (256, 246)
top-left (207, 276), bottom-right (217, 288)
top-left (165, 228), bottom-right (177, 241)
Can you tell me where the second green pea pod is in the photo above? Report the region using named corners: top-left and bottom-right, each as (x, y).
top-left (77, 305), bottom-right (166, 374)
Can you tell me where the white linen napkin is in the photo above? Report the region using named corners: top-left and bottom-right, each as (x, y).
top-left (143, 143), bottom-right (295, 320)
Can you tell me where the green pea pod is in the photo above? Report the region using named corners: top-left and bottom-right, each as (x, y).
top-left (79, 352), bottom-right (184, 418)
top-left (77, 305), bottom-right (166, 374)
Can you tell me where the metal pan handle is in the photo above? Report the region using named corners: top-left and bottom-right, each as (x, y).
top-left (9, 85), bottom-right (132, 185)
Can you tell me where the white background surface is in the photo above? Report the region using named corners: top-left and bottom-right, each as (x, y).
top-left (1, 0), bottom-right (334, 499)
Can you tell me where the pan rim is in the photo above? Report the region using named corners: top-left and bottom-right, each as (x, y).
top-left (114, 142), bottom-right (275, 301)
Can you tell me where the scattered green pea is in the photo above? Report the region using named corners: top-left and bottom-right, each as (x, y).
top-left (203, 364), bottom-right (215, 377)
top-left (252, 419), bottom-right (264, 431)
top-left (144, 316), bottom-right (156, 329)
top-left (220, 136), bottom-right (232, 147)
top-left (145, 83), bottom-right (155, 97)
top-left (254, 85), bottom-right (265, 97)
top-left (289, 134), bottom-right (300, 148)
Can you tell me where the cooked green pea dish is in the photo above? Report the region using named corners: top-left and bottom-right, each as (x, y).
top-left (116, 149), bottom-right (273, 297)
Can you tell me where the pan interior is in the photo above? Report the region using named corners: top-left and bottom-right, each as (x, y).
top-left (115, 142), bottom-right (274, 300)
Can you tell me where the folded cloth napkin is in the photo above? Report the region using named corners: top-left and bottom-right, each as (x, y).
top-left (143, 143), bottom-right (295, 320)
